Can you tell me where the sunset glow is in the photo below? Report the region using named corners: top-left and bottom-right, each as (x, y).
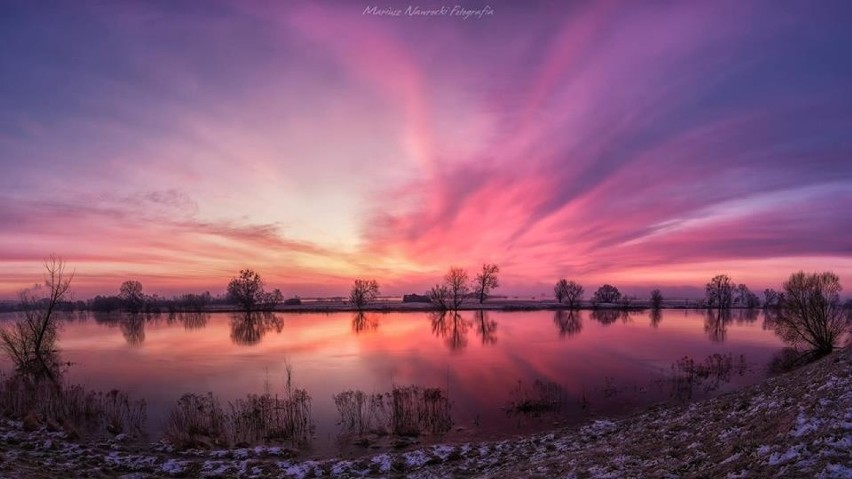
top-left (2, 1), bottom-right (851, 298)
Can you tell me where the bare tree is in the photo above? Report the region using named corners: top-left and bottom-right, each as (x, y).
top-left (554, 279), bottom-right (584, 309)
top-left (472, 264), bottom-right (500, 304)
top-left (591, 284), bottom-right (621, 306)
top-left (430, 267), bottom-right (469, 310)
top-left (763, 288), bottom-right (780, 309)
top-left (0, 255), bottom-right (73, 379)
top-left (227, 269), bottom-right (281, 312)
top-left (774, 271), bottom-right (850, 355)
top-left (349, 279), bottom-right (380, 311)
top-left (554, 279), bottom-right (569, 304)
top-left (705, 275), bottom-right (734, 310)
top-left (119, 280), bottom-right (144, 313)
top-left (428, 284), bottom-right (451, 310)
top-left (734, 283), bottom-right (760, 309)
top-left (650, 289), bottom-right (663, 310)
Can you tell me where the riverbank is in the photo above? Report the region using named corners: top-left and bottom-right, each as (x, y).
top-left (0, 348), bottom-right (848, 478)
top-left (199, 299), bottom-right (707, 314)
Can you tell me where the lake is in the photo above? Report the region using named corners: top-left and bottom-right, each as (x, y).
top-left (0, 308), bottom-right (784, 458)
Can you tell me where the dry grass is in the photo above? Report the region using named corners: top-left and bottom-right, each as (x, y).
top-left (505, 379), bottom-right (566, 416)
top-left (0, 373), bottom-right (146, 438)
top-left (165, 368), bottom-right (312, 449)
top-left (669, 352), bottom-right (747, 400)
top-left (334, 385), bottom-right (452, 437)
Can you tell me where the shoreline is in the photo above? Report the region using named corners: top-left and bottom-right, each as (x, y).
top-left (0, 348), bottom-right (847, 477)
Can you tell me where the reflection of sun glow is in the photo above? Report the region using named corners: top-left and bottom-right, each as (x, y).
top-left (9, 309), bottom-right (783, 456)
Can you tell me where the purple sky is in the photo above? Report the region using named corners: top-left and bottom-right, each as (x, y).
top-left (1, 0), bottom-right (851, 299)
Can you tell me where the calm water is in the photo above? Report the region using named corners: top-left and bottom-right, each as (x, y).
top-left (0, 309), bottom-right (783, 458)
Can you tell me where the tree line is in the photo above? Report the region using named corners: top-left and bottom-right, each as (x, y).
top-left (2, 257), bottom-right (850, 364)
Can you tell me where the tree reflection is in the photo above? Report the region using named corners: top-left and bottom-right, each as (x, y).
top-left (430, 311), bottom-right (470, 351)
top-left (590, 309), bottom-right (627, 326)
top-left (352, 311), bottom-right (378, 334)
top-left (229, 311), bottom-right (284, 346)
top-left (733, 308), bottom-right (758, 324)
top-left (762, 308), bottom-right (780, 331)
top-left (120, 314), bottom-right (146, 346)
top-left (177, 311), bottom-right (210, 330)
top-left (704, 309), bottom-right (732, 342)
top-left (474, 310), bottom-right (498, 345)
top-left (553, 310), bottom-right (582, 337)
top-left (650, 309), bottom-right (662, 328)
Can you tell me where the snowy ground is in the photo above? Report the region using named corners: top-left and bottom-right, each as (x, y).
top-left (0, 348), bottom-right (849, 478)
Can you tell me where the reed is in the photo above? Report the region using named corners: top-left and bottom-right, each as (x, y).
top-left (333, 385), bottom-right (452, 437)
top-left (0, 373), bottom-right (146, 438)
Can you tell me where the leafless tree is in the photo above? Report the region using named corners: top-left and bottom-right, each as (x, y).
top-left (227, 269), bottom-right (281, 312)
top-left (734, 283), bottom-right (760, 308)
top-left (554, 279), bottom-right (584, 309)
top-left (0, 255), bottom-right (73, 380)
top-left (774, 271), bottom-right (850, 355)
top-left (591, 284), bottom-right (621, 306)
top-left (650, 289), bottom-right (663, 310)
top-left (763, 288), bottom-right (781, 309)
top-left (119, 280), bottom-right (144, 313)
top-left (705, 275), bottom-right (734, 310)
top-left (430, 267), bottom-right (469, 310)
top-left (472, 264), bottom-right (500, 304)
top-left (349, 279), bottom-right (380, 310)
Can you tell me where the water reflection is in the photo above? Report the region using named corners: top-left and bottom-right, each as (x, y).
top-left (650, 309), bottom-right (662, 328)
top-left (590, 309), bottom-right (630, 325)
top-left (704, 309), bottom-right (732, 342)
top-left (430, 311), bottom-right (470, 351)
top-left (0, 309), bottom-right (785, 458)
top-left (172, 311), bottom-right (210, 330)
top-left (229, 311), bottom-right (283, 346)
top-left (733, 308), bottom-right (759, 324)
top-left (474, 310), bottom-right (498, 345)
top-left (352, 312), bottom-right (378, 334)
top-left (553, 310), bottom-right (582, 338)
top-left (120, 314), bottom-right (146, 347)
top-left (667, 353), bottom-right (747, 401)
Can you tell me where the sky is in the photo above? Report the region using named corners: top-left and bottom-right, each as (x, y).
top-left (1, 0), bottom-right (851, 300)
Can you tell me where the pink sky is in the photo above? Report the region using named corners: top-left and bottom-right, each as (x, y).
top-left (1, 1), bottom-right (851, 299)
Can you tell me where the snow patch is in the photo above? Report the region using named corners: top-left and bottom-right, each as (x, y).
top-left (818, 463), bottom-right (852, 479)
top-left (791, 412), bottom-right (822, 438)
top-left (403, 449), bottom-right (430, 467)
top-left (768, 444), bottom-right (804, 466)
top-left (371, 453), bottom-right (392, 473)
top-left (161, 459), bottom-right (189, 475)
